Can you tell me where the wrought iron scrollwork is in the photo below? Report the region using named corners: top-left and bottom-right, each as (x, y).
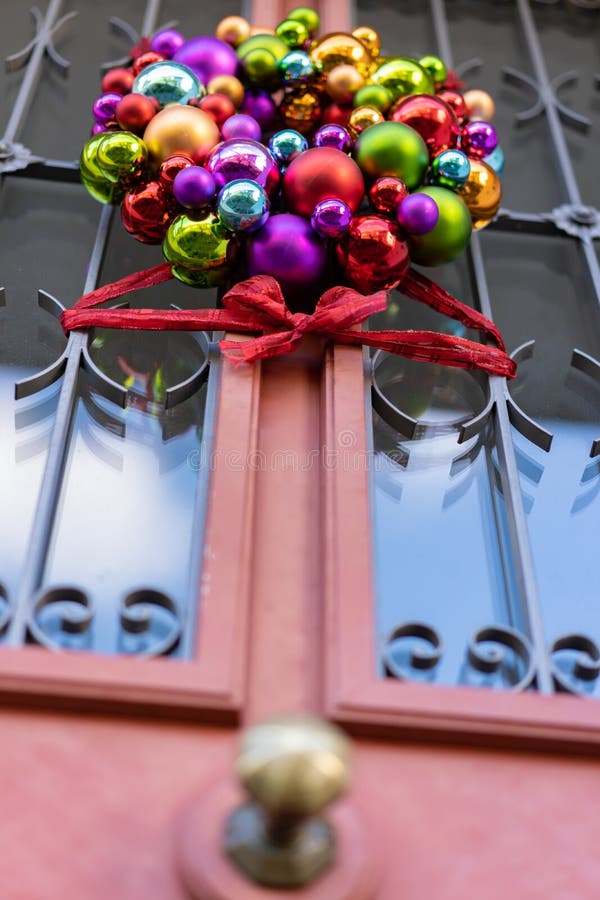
top-left (466, 625), bottom-right (537, 691)
top-left (550, 633), bottom-right (600, 693)
top-left (384, 621), bottom-right (537, 691)
top-left (119, 589), bottom-right (181, 657)
top-left (0, 583), bottom-right (13, 638)
top-left (27, 585), bottom-right (181, 656)
top-left (28, 586), bottom-right (94, 650)
top-left (383, 622), bottom-right (444, 679)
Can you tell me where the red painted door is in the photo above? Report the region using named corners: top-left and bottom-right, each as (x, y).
top-left (1, 1), bottom-right (600, 899)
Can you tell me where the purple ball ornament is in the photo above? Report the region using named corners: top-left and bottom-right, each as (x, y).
top-left (173, 36), bottom-right (238, 83)
top-left (396, 193), bottom-right (440, 236)
top-left (93, 92), bottom-right (122, 124)
top-left (91, 122), bottom-right (107, 136)
top-left (150, 29), bottom-right (186, 59)
top-left (173, 166), bottom-right (217, 209)
top-left (461, 121), bottom-right (498, 160)
top-left (313, 124), bottom-right (352, 153)
top-left (206, 138), bottom-right (280, 196)
top-left (241, 90), bottom-right (277, 130)
top-left (221, 114), bottom-right (262, 141)
top-left (311, 199), bottom-right (353, 239)
top-left (246, 213), bottom-right (328, 302)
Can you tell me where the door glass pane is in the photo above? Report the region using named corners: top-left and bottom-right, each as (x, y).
top-left (362, 0), bottom-right (600, 695)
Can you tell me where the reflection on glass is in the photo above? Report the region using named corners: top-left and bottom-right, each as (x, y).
top-left (373, 357), bottom-right (522, 689)
top-left (41, 329), bottom-right (209, 658)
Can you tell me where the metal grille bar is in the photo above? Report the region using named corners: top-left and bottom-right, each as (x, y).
top-left (0, 0), bottom-right (217, 656)
top-left (374, 0), bottom-right (600, 694)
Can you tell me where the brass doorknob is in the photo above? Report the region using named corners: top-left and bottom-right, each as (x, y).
top-left (225, 715), bottom-right (352, 888)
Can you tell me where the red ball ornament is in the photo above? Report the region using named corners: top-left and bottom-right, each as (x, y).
top-left (121, 181), bottom-right (177, 243)
top-left (369, 176), bottom-right (409, 215)
top-left (196, 93), bottom-right (236, 128)
top-left (158, 154), bottom-right (194, 191)
top-left (322, 103), bottom-right (352, 127)
top-left (101, 67), bottom-right (135, 95)
top-left (133, 52), bottom-right (165, 76)
top-left (283, 147), bottom-right (365, 218)
top-left (437, 89), bottom-right (468, 124)
top-left (116, 93), bottom-right (158, 134)
top-left (335, 214), bottom-right (410, 293)
top-left (390, 94), bottom-right (459, 157)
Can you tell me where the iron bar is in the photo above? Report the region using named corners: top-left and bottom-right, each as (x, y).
top-left (5, 0), bottom-right (164, 648)
top-left (427, 0), bottom-right (555, 692)
top-left (3, 0), bottom-right (66, 145)
top-left (7, 205), bottom-right (114, 647)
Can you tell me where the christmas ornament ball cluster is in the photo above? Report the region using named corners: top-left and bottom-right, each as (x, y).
top-left (81, 9), bottom-right (504, 296)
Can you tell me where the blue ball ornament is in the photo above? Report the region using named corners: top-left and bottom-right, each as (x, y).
top-left (133, 61), bottom-right (205, 106)
top-left (430, 149), bottom-right (471, 191)
top-left (483, 144), bottom-right (505, 178)
top-left (217, 178), bottom-right (270, 232)
top-left (267, 129), bottom-right (309, 169)
top-left (279, 50), bottom-right (315, 85)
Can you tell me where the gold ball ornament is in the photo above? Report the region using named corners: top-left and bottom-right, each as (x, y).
top-left (207, 74), bottom-right (245, 108)
top-left (143, 105), bottom-right (220, 168)
top-left (326, 64), bottom-right (365, 104)
top-left (310, 33), bottom-right (374, 80)
top-left (463, 89), bottom-right (495, 122)
top-left (280, 90), bottom-right (322, 135)
top-left (216, 15), bottom-right (251, 47)
top-left (458, 159), bottom-right (502, 230)
top-left (352, 26), bottom-right (381, 58)
top-left (348, 105), bottom-right (385, 140)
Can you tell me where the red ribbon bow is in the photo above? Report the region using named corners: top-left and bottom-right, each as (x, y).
top-left (60, 262), bottom-right (516, 378)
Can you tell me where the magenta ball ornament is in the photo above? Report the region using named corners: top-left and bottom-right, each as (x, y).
top-left (173, 36), bottom-right (238, 83)
top-left (311, 199), bottom-right (353, 238)
top-left (246, 213), bottom-right (328, 301)
top-left (206, 138), bottom-right (280, 196)
top-left (150, 29), bottom-right (186, 59)
top-left (396, 193), bottom-right (440, 236)
top-left (93, 92), bottom-right (122, 124)
top-left (173, 166), bottom-right (217, 208)
top-left (461, 121), bottom-right (498, 159)
top-left (313, 124), bottom-right (352, 153)
top-left (221, 113), bottom-right (262, 141)
top-left (241, 90), bottom-right (277, 129)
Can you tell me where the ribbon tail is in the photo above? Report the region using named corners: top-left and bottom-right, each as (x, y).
top-left (401, 267), bottom-right (506, 351)
top-left (220, 330), bottom-right (303, 364)
top-left (62, 306), bottom-right (251, 333)
top-left (338, 329), bottom-right (516, 379)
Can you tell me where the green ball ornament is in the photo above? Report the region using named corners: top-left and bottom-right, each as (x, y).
top-left (407, 186), bottom-right (472, 266)
top-left (95, 131), bottom-right (147, 184)
top-left (353, 84), bottom-right (393, 113)
top-left (237, 34), bottom-right (290, 64)
top-left (80, 134), bottom-right (125, 204)
top-left (354, 121), bottom-right (429, 189)
top-left (276, 19), bottom-right (309, 49)
top-left (163, 213), bottom-right (232, 287)
top-left (287, 6), bottom-right (320, 36)
top-left (242, 48), bottom-right (280, 87)
top-left (418, 55), bottom-right (447, 89)
top-left (371, 57), bottom-right (434, 101)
